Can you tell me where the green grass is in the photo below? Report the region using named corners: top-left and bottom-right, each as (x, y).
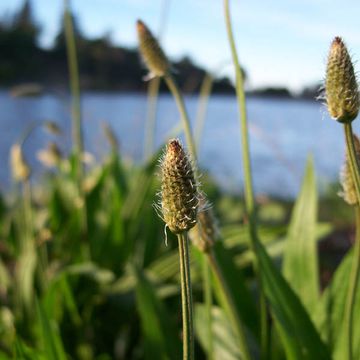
top-left (0, 145), bottom-right (358, 359)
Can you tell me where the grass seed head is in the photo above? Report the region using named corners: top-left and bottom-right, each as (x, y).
top-left (37, 142), bottom-right (62, 168)
top-left (102, 123), bottom-right (119, 151)
top-left (325, 37), bottom-right (359, 123)
top-left (340, 134), bottom-right (360, 205)
top-left (136, 19), bottom-right (170, 78)
top-left (44, 121), bottom-right (62, 136)
top-left (189, 199), bottom-right (219, 252)
top-left (159, 139), bottom-right (198, 234)
top-left (10, 143), bottom-right (31, 182)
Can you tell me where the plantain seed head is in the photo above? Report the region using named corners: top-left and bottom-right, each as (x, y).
top-left (43, 121), bottom-right (62, 136)
top-left (37, 142), bottom-right (62, 168)
top-left (189, 199), bottom-right (219, 252)
top-left (10, 143), bottom-right (31, 182)
top-left (325, 37), bottom-right (360, 123)
top-left (102, 122), bottom-right (119, 151)
top-left (136, 19), bottom-right (170, 78)
top-left (339, 134), bottom-right (360, 205)
top-left (158, 139), bottom-right (199, 234)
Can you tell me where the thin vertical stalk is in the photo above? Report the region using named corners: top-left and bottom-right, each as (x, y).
top-left (344, 206), bottom-right (360, 360)
top-left (194, 72), bottom-right (214, 151)
top-left (64, 0), bottom-right (89, 254)
top-left (343, 121), bottom-right (360, 360)
top-left (344, 123), bottom-right (360, 204)
top-left (166, 70), bottom-right (251, 357)
top-left (23, 180), bottom-right (47, 291)
top-left (143, 0), bottom-right (172, 160)
top-left (223, 0), bottom-right (268, 356)
top-left (177, 232), bottom-right (194, 360)
top-left (144, 78), bottom-right (161, 160)
top-left (64, 0), bottom-right (84, 185)
top-left (202, 254), bottom-right (214, 360)
top-left (164, 74), bottom-right (197, 162)
top-left (207, 250), bottom-right (251, 360)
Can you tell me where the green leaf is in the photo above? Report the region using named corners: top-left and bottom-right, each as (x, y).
top-left (63, 262), bottom-right (115, 285)
top-left (283, 156), bottom-right (320, 315)
top-left (13, 337), bottom-right (46, 360)
top-left (195, 304), bottom-right (242, 360)
top-left (210, 242), bottom-right (259, 338)
top-left (135, 268), bottom-right (181, 360)
top-left (315, 249), bottom-right (360, 359)
top-left (0, 258), bottom-right (10, 295)
top-left (16, 238), bottom-right (37, 311)
top-left (254, 238), bottom-right (330, 359)
top-left (36, 298), bottom-right (67, 360)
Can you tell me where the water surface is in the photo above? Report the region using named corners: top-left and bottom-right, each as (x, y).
top-left (0, 90), bottom-right (352, 197)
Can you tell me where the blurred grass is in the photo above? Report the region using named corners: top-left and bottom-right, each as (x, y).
top-left (0, 136), bottom-right (356, 359)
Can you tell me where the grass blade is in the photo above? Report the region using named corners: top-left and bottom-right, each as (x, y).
top-left (36, 298), bottom-right (67, 360)
top-left (195, 304), bottom-right (242, 360)
top-left (315, 248), bottom-right (360, 359)
top-left (135, 268), bottom-right (181, 360)
top-left (255, 239), bottom-right (330, 359)
top-left (283, 156), bottom-right (320, 315)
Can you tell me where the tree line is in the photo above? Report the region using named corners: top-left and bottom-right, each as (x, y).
top-left (0, 0), bottom-right (235, 93)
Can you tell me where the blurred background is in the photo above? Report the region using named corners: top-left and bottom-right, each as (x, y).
top-left (1, 0), bottom-right (360, 197)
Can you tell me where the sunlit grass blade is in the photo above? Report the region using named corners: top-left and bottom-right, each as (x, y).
top-left (283, 156), bottom-right (320, 316)
top-left (194, 72), bottom-right (213, 151)
top-left (315, 247), bottom-right (360, 359)
top-left (254, 239), bottom-right (330, 359)
top-left (223, 0), bottom-right (268, 354)
top-left (195, 304), bottom-right (244, 360)
top-left (63, 0), bottom-right (84, 168)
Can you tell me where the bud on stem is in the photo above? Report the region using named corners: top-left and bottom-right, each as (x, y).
top-left (137, 20), bottom-right (170, 78)
top-left (159, 139), bottom-right (198, 234)
top-left (340, 134), bottom-right (360, 205)
top-left (325, 37), bottom-right (359, 123)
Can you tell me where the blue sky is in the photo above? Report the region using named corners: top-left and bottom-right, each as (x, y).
top-left (2, 0), bottom-right (360, 92)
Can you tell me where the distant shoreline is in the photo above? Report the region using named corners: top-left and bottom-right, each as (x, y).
top-left (3, 84), bottom-right (318, 102)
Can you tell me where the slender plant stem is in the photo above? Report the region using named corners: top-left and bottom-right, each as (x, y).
top-left (64, 0), bottom-right (84, 186)
top-left (164, 74), bottom-right (197, 162)
top-left (64, 0), bottom-right (90, 257)
top-left (166, 66), bottom-right (251, 358)
top-left (207, 250), bottom-right (251, 360)
top-left (344, 206), bottom-right (360, 360)
top-left (344, 123), bottom-right (360, 204)
top-left (194, 72), bottom-right (214, 151)
top-left (24, 179), bottom-right (48, 291)
top-left (178, 232), bottom-right (194, 360)
top-left (223, 0), bottom-right (268, 356)
top-left (144, 77), bottom-right (161, 160)
top-left (202, 254), bottom-right (214, 360)
top-left (143, 0), bottom-right (171, 161)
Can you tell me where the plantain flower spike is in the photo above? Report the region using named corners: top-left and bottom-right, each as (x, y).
top-left (10, 143), bottom-right (31, 182)
top-left (189, 199), bottom-right (219, 253)
top-left (325, 37), bottom-right (360, 123)
top-left (159, 139), bottom-right (199, 234)
top-left (136, 19), bottom-right (170, 79)
top-left (340, 134), bottom-right (360, 205)
top-left (43, 121), bottom-right (62, 136)
top-left (37, 142), bottom-right (62, 168)
top-left (102, 122), bottom-right (119, 152)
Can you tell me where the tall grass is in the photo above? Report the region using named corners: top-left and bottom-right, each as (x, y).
top-left (223, 0), bottom-right (268, 356)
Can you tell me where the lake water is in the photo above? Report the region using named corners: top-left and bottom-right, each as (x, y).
top-left (0, 90), bottom-right (355, 198)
